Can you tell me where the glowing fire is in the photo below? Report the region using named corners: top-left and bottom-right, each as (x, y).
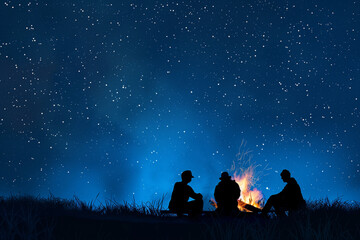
top-left (211, 166), bottom-right (263, 212)
top-left (234, 166), bottom-right (263, 211)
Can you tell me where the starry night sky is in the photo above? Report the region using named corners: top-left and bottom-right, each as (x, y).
top-left (0, 0), bottom-right (359, 206)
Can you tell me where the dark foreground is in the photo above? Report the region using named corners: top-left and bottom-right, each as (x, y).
top-left (1, 196), bottom-right (359, 240)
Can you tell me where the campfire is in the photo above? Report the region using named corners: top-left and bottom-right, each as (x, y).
top-left (211, 166), bottom-right (264, 212)
top-left (234, 166), bottom-right (263, 212)
top-left (210, 142), bottom-right (265, 212)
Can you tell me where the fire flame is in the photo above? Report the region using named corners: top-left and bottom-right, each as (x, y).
top-left (234, 167), bottom-right (263, 211)
top-left (211, 166), bottom-right (263, 212)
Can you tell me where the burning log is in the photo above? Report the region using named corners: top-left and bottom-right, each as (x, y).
top-left (210, 199), bottom-right (262, 213)
top-left (238, 199), bottom-right (262, 213)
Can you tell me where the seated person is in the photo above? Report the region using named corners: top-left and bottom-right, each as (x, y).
top-left (214, 172), bottom-right (241, 216)
top-left (168, 170), bottom-right (203, 216)
top-left (262, 169), bottom-right (306, 217)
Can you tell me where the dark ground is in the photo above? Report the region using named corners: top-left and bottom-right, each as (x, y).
top-left (1, 196), bottom-right (360, 240)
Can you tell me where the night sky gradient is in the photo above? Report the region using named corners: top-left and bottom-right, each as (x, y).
top-left (0, 0), bottom-right (359, 206)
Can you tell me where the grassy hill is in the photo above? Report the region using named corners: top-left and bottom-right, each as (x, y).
top-left (0, 195), bottom-right (359, 240)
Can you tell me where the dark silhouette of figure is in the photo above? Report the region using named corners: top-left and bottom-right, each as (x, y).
top-left (262, 169), bottom-right (306, 217)
top-left (214, 172), bottom-right (241, 216)
top-left (168, 170), bottom-right (203, 217)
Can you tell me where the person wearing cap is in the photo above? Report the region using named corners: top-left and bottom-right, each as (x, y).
top-left (214, 172), bottom-right (241, 216)
top-left (261, 169), bottom-right (306, 217)
top-left (168, 170), bottom-right (203, 217)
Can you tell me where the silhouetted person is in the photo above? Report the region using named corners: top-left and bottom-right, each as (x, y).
top-left (168, 170), bottom-right (203, 217)
top-left (262, 169), bottom-right (306, 217)
top-left (214, 172), bottom-right (241, 216)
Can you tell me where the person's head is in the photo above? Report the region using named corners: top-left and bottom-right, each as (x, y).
top-left (280, 169), bottom-right (291, 182)
top-left (181, 170), bottom-right (194, 183)
top-left (219, 172), bottom-right (231, 181)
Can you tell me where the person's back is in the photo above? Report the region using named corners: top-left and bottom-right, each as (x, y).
top-left (214, 172), bottom-right (241, 215)
top-left (280, 177), bottom-right (305, 210)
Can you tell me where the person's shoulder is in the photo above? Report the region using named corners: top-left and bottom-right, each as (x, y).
top-left (231, 180), bottom-right (240, 187)
top-left (215, 181), bottom-right (223, 188)
top-left (184, 184), bottom-right (194, 194)
top-left (217, 180), bottom-right (229, 187)
top-left (289, 178), bottom-right (298, 184)
top-left (174, 182), bottom-right (183, 187)
top-left (231, 180), bottom-right (238, 185)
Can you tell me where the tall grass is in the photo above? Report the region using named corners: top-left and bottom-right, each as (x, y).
top-left (0, 195), bottom-right (359, 240)
top-left (100, 195), bottom-right (165, 216)
top-left (206, 198), bottom-right (360, 240)
top-left (0, 194), bottom-right (165, 239)
top-left (0, 196), bottom-right (55, 240)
